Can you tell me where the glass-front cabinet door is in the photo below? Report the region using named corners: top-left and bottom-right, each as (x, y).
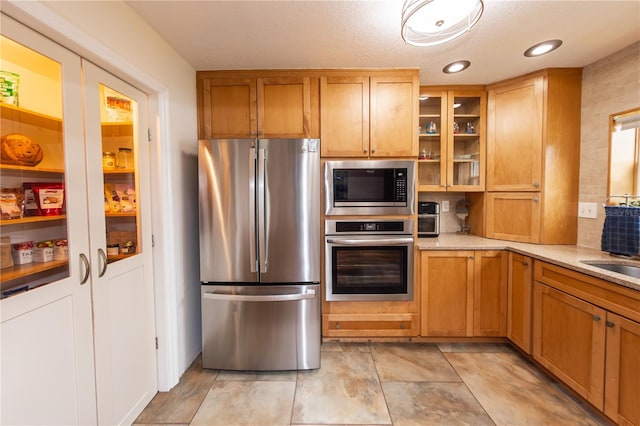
top-left (448, 91), bottom-right (486, 191)
top-left (418, 90), bottom-right (447, 191)
top-left (82, 60), bottom-right (157, 425)
top-left (0, 35), bottom-right (70, 295)
top-left (1, 15), bottom-right (97, 425)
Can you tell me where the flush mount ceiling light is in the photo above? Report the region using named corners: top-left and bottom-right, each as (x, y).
top-left (524, 39), bottom-right (563, 57)
top-left (443, 60), bottom-right (471, 74)
top-left (401, 0), bottom-right (484, 47)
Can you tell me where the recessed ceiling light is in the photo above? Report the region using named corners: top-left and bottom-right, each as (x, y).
top-left (443, 60), bottom-right (470, 74)
top-left (524, 39), bottom-right (563, 57)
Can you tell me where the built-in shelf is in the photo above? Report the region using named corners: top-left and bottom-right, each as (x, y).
top-left (0, 259), bottom-right (67, 283)
top-left (0, 215), bottom-right (66, 226)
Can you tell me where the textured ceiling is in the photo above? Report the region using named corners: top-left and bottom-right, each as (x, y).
top-left (126, 0), bottom-right (640, 85)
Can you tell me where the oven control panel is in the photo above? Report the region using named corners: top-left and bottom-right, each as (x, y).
top-left (326, 219), bottom-right (414, 235)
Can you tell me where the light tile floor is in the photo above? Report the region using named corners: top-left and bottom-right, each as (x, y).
top-left (134, 342), bottom-right (610, 426)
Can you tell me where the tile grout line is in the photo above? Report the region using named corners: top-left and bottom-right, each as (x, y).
top-left (438, 346), bottom-right (499, 426)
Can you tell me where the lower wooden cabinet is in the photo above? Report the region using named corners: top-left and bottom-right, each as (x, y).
top-left (604, 313), bottom-right (640, 425)
top-left (474, 251), bottom-right (508, 336)
top-left (533, 282), bottom-right (606, 407)
top-left (507, 253), bottom-right (533, 353)
top-left (533, 261), bottom-right (640, 423)
top-left (322, 313), bottom-right (418, 338)
top-left (420, 250), bottom-right (507, 337)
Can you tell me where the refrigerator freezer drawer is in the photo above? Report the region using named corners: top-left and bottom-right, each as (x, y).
top-left (201, 284), bottom-right (320, 371)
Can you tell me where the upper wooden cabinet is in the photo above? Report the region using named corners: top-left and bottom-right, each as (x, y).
top-left (320, 71), bottom-right (418, 158)
top-left (197, 73), bottom-right (314, 139)
top-left (320, 76), bottom-right (369, 157)
top-left (417, 87), bottom-right (486, 192)
top-left (485, 68), bottom-right (582, 244)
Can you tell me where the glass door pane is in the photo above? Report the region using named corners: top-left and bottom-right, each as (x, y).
top-left (0, 35), bottom-right (69, 298)
top-left (418, 91), bottom-right (446, 190)
top-left (99, 84), bottom-right (140, 263)
top-left (451, 95), bottom-right (481, 188)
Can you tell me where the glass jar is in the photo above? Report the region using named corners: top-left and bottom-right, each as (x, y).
top-left (102, 152), bottom-right (116, 170)
top-left (116, 147), bottom-right (132, 169)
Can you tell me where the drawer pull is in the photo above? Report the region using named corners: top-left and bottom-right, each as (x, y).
top-left (400, 323), bottom-right (406, 329)
top-left (335, 323), bottom-right (341, 329)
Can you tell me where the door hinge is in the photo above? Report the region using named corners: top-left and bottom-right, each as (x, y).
top-left (155, 337), bottom-right (159, 350)
top-left (152, 234), bottom-right (155, 248)
top-left (148, 128), bottom-right (152, 142)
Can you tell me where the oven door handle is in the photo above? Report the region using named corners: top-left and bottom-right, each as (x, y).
top-left (326, 237), bottom-right (413, 246)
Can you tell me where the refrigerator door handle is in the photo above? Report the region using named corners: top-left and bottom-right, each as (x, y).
top-left (249, 147), bottom-right (257, 272)
top-left (203, 288), bottom-right (316, 302)
top-left (257, 148), bottom-right (268, 273)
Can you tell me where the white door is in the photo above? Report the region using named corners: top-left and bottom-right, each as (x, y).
top-left (82, 60), bottom-right (157, 425)
top-left (0, 15), bottom-right (97, 425)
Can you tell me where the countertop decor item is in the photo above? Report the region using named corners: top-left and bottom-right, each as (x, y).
top-left (602, 204), bottom-right (640, 258)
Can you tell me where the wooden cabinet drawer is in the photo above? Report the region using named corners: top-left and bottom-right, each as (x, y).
top-left (534, 261), bottom-right (640, 323)
top-left (322, 313), bottom-right (417, 337)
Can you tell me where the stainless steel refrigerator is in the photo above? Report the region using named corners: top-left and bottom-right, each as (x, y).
top-left (198, 138), bottom-right (321, 371)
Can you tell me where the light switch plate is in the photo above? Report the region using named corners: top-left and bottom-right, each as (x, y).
top-left (442, 200), bottom-right (450, 212)
top-left (578, 202), bottom-right (598, 219)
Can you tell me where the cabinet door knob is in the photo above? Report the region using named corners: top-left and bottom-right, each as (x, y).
top-left (335, 322), bottom-right (341, 329)
top-left (533, 197), bottom-right (539, 202)
top-left (592, 315), bottom-right (601, 321)
top-left (469, 256), bottom-right (475, 260)
top-left (522, 261), bottom-right (529, 266)
top-left (606, 321), bottom-right (615, 328)
top-left (79, 253), bottom-right (90, 285)
top-left (533, 182), bottom-right (540, 188)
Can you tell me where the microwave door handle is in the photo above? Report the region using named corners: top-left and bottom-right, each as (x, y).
top-left (257, 148), bottom-right (267, 273)
top-left (249, 147), bottom-right (257, 273)
top-left (326, 237), bottom-right (413, 246)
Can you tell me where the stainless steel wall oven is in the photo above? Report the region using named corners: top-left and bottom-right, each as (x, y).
top-left (324, 160), bottom-right (415, 216)
top-left (325, 219), bottom-right (414, 301)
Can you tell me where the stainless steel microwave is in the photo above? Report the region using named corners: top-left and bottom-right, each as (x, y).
top-left (324, 160), bottom-right (415, 215)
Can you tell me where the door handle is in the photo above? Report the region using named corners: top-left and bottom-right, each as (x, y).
top-left (98, 248), bottom-right (108, 277)
top-left (79, 253), bottom-right (90, 284)
top-left (326, 238), bottom-right (413, 246)
top-left (203, 289), bottom-right (316, 302)
top-left (257, 148), bottom-right (268, 272)
top-left (249, 147), bottom-right (257, 272)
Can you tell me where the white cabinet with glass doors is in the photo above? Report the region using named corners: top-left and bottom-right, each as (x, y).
top-left (0, 14), bottom-right (156, 426)
top-left (417, 88), bottom-right (485, 192)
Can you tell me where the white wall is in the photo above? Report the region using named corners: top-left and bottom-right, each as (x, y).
top-left (1, 0), bottom-right (201, 389)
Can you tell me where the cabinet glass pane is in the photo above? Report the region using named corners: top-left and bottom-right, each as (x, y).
top-left (99, 84), bottom-right (140, 263)
top-left (452, 96), bottom-right (481, 187)
top-left (0, 35), bottom-right (69, 298)
top-left (418, 94), bottom-right (443, 187)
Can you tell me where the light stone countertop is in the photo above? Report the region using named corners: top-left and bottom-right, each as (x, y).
top-left (417, 233), bottom-right (640, 292)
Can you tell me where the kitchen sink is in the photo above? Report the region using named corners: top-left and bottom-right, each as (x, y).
top-left (581, 261), bottom-right (640, 279)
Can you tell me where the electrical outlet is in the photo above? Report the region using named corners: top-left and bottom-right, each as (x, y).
top-left (578, 202), bottom-right (598, 219)
top-left (442, 200), bottom-right (450, 212)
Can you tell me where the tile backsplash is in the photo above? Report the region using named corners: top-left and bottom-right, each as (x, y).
top-left (579, 41), bottom-right (640, 249)
top-left (418, 193), bottom-right (471, 234)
